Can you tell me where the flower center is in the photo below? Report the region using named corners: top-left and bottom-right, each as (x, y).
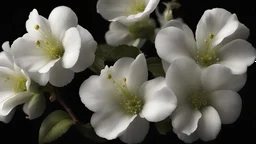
top-left (128, 19), bottom-right (155, 40)
top-left (34, 25), bottom-right (64, 60)
top-left (127, 0), bottom-right (146, 15)
top-left (12, 76), bottom-right (27, 93)
top-left (107, 74), bottom-right (144, 115)
top-left (195, 33), bottom-right (220, 67)
top-left (189, 91), bottom-right (207, 110)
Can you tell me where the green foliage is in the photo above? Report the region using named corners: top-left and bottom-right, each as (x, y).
top-left (39, 110), bottom-right (75, 144)
top-left (147, 57), bottom-right (165, 77)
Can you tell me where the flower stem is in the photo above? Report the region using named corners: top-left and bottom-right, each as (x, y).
top-left (54, 89), bottom-right (79, 123)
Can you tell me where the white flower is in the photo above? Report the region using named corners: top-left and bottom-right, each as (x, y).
top-left (155, 8), bottom-right (256, 75)
top-left (11, 6), bottom-right (97, 87)
top-left (97, 0), bottom-right (160, 24)
top-left (79, 54), bottom-right (177, 143)
top-left (166, 58), bottom-right (246, 143)
top-left (0, 42), bottom-right (45, 123)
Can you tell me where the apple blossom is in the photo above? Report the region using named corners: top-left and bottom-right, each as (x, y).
top-left (79, 54), bottom-right (177, 143)
top-left (0, 42), bottom-right (45, 123)
top-left (11, 6), bottom-right (97, 87)
top-left (155, 8), bottom-right (256, 74)
top-left (166, 58), bottom-right (246, 143)
top-left (97, 0), bottom-right (160, 24)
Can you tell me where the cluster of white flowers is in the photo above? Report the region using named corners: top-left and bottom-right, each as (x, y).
top-left (0, 0), bottom-right (255, 144)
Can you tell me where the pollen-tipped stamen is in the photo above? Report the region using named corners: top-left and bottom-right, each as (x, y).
top-left (190, 91), bottom-right (207, 110)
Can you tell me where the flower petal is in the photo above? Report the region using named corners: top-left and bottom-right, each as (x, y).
top-left (166, 58), bottom-right (201, 103)
top-left (119, 116), bottom-right (149, 143)
top-left (11, 38), bottom-right (50, 72)
top-left (39, 58), bottom-right (60, 73)
top-left (61, 27), bottom-right (81, 69)
top-left (155, 27), bottom-right (194, 64)
top-left (48, 6), bottom-right (78, 39)
top-left (162, 59), bottom-right (170, 73)
top-left (96, 0), bottom-right (132, 21)
top-left (118, 0), bottom-right (160, 24)
top-left (197, 106), bottom-right (221, 141)
top-left (171, 104), bottom-right (202, 135)
top-left (23, 93), bottom-right (46, 119)
top-left (140, 77), bottom-right (177, 122)
top-left (126, 54), bottom-right (148, 95)
top-left (25, 9), bottom-right (51, 40)
top-left (79, 75), bottom-right (118, 112)
top-left (162, 20), bottom-right (196, 55)
top-left (208, 90), bottom-right (242, 124)
top-left (173, 129), bottom-right (199, 143)
top-left (105, 22), bottom-right (132, 46)
top-left (49, 61), bottom-right (74, 87)
top-left (0, 52), bottom-right (13, 70)
top-left (26, 71), bottom-right (50, 86)
top-left (0, 92), bottom-right (33, 116)
top-left (91, 110), bottom-right (136, 140)
top-left (0, 108), bottom-right (15, 123)
top-left (196, 8), bottom-right (239, 49)
top-left (201, 64), bottom-right (247, 92)
top-left (219, 39), bottom-right (256, 75)
top-left (71, 25), bottom-right (97, 72)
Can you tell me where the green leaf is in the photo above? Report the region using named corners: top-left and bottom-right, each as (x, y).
top-left (76, 123), bottom-right (106, 143)
top-left (39, 110), bottom-right (75, 144)
top-left (90, 44), bottom-right (141, 74)
top-left (89, 56), bottom-right (105, 74)
top-left (147, 57), bottom-right (165, 77)
top-left (155, 118), bottom-right (172, 135)
top-left (110, 45), bottom-right (141, 60)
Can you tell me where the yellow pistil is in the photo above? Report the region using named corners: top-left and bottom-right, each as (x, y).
top-left (12, 76), bottom-right (27, 93)
top-left (195, 33), bottom-right (220, 67)
top-left (107, 74), bottom-right (144, 115)
top-left (127, 0), bottom-right (146, 15)
top-left (189, 91), bottom-right (207, 110)
top-left (34, 24), bottom-right (64, 60)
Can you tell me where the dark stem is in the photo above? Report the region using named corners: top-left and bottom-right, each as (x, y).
top-left (53, 89), bottom-right (80, 123)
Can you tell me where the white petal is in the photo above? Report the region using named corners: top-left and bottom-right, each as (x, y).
top-left (61, 27), bottom-right (81, 69)
top-left (39, 58), bottom-right (60, 73)
top-left (171, 105), bottom-right (202, 135)
top-left (118, 0), bottom-right (160, 24)
top-left (105, 22), bottom-right (132, 46)
top-left (208, 90), bottom-right (242, 124)
top-left (162, 20), bottom-right (196, 55)
top-left (201, 64), bottom-right (246, 92)
top-left (79, 75), bottom-right (118, 112)
top-left (96, 0), bottom-right (132, 21)
top-left (166, 58), bottom-right (201, 103)
top-left (0, 52), bottom-right (14, 70)
top-left (130, 39), bottom-right (146, 48)
top-left (23, 93), bottom-right (46, 119)
top-left (91, 110), bottom-right (136, 140)
top-left (196, 8), bottom-right (239, 49)
top-left (25, 9), bottom-right (51, 40)
top-left (140, 77), bottom-right (177, 122)
top-left (49, 61), bottom-right (74, 87)
top-left (197, 106), bottom-right (221, 141)
top-left (155, 27), bottom-right (194, 64)
top-left (71, 25), bottom-right (97, 72)
top-left (219, 39), bottom-right (256, 75)
top-left (26, 71), bottom-right (50, 86)
top-left (217, 23), bottom-right (250, 47)
top-left (126, 54), bottom-right (148, 95)
top-left (11, 38), bottom-right (50, 72)
top-left (119, 116), bottom-right (149, 143)
top-left (173, 129), bottom-right (199, 143)
top-left (0, 92), bottom-right (33, 116)
top-left (162, 59), bottom-right (170, 73)
top-left (0, 108), bottom-right (15, 123)
top-left (48, 6), bottom-right (78, 39)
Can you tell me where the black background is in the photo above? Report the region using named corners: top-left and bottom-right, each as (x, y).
top-left (0, 0), bottom-right (255, 143)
